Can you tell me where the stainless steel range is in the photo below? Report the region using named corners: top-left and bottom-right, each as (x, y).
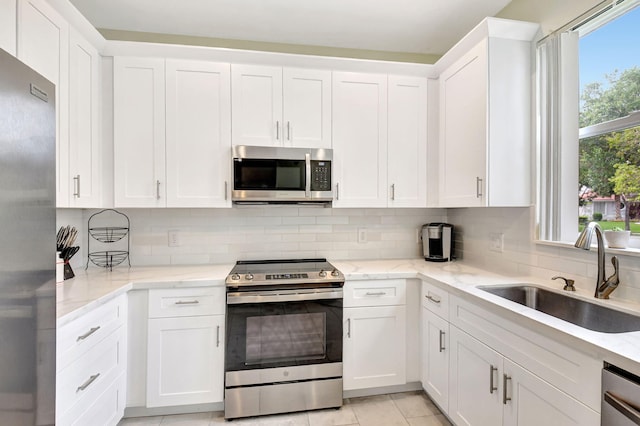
top-left (224, 258), bottom-right (344, 419)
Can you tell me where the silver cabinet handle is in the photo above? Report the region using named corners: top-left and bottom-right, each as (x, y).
top-left (156, 180), bottom-right (161, 200)
top-left (489, 365), bottom-right (498, 394)
top-left (503, 374), bottom-right (512, 404)
top-left (224, 181), bottom-right (228, 201)
top-left (287, 121), bottom-right (291, 141)
top-left (336, 183), bottom-right (340, 200)
top-left (174, 300), bottom-right (199, 305)
top-left (77, 373), bottom-right (100, 392)
top-left (73, 175), bottom-right (80, 198)
top-left (425, 294), bottom-right (441, 304)
top-left (604, 391), bottom-right (640, 425)
top-left (476, 177), bottom-right (483, 198)
top-left (76, 326), bottom-right (100, 342)
top-left (347, 318), bottom-right (351, 338)
top-left (276, 121), bottom-right (280, 140)
top-left (365, 291), bottom-right (386, 296)
top-left (439, 330), bottom-right (446, 352)
top-left (216, 325), bottom-right (220, 347)
top-left (391, 183), bottom-right (395, 201)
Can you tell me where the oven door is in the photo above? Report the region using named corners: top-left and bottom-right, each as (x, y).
top-left (225, 288), bottom-right (342, 372)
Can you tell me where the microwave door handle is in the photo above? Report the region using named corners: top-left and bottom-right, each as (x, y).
top-left (305, 153), bottom-right (311, 198)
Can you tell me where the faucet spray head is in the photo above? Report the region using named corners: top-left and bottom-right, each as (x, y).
top-left (575, 222), bottom-right (598, 250)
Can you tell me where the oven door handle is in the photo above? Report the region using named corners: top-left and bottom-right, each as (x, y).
top-left (604, 391), bottom-right (640, 425)
top-left (227, 289), bottom-right (343, 304)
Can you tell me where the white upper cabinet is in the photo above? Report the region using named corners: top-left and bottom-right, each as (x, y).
top-left (114, 57), bottom-right (232, 208)
top-left (388, 75), bottom-right (427, 207)
top-left (0, 0), bottom-right (16, 55)
top-left (232, 64), bottom-right (331, 148)
top-left (113, 56), bottom-right (166, 208)
top-left (437, 19), bottom-right (538, 207)
top-left (68, 29), bottom-right (101, 208)
top-left (165, 59), bottom-right (231, 207)
top-left (333, 72), bottom-right (427, 208)
top-left (332, 72), bottom-right (388, 208)
top-left (17, 0), bottom-right (69, 207)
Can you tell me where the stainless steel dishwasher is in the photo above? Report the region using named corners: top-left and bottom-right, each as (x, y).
top-left (602, 363), bottom-right (640, 425)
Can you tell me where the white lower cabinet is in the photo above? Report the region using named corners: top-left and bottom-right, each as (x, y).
top-left (421, 307), bottom-right (449, 411)
top-left (145, 287), bottom-right (225, 408)
top-left (448, 326), bottom-right (599, 426)
top-left (343, 279), bottom-right (407, 391)
top-left (56, 295), bottom-right (127, 426)
top-left (343, 305), bottom-right (407, 390)
top-left (146, 315), bottom-right (224, 407)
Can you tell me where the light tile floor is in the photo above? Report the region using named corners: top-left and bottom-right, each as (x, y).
top-left (118, 391), bottom-right (452, 426)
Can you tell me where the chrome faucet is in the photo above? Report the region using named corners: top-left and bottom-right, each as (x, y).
top-left (574, 222), bottom-right (620, 299)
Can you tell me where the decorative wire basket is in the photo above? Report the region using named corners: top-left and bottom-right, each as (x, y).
top-left (88, 251), bottom-right (129, 269)
top-left (88, 227), bottom-right (129, 243)
top-left (86, 209), bottom-right (131, 271)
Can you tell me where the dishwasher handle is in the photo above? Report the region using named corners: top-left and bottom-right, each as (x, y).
top-left (604, 391), bottom-right (640, 425)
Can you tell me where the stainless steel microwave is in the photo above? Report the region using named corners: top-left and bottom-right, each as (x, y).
top-left (232, 145), bottom-right (333, 205)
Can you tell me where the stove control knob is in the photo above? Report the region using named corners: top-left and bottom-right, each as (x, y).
top-left (319, 270), bottom-right (327, 278)
top-left (231, 273), bottom-right (240, 281)
top-left (245, 273), bottom-right (254, 281)
top-left (331, 269), bottom-right (340, 277)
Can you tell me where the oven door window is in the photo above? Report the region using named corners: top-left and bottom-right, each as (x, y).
top-left (226, 299), bottom-right (342, 371)
top-left (234, 159), bottom-right (306, 190)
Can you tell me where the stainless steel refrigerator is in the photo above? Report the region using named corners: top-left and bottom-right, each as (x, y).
top-left (0, 48), bottom-right (56, 425)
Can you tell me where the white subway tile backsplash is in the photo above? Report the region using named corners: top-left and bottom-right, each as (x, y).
top-left (74, 208), bottom-right (440, 267)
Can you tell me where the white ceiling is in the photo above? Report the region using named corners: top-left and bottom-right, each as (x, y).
top-left (68, 0), bottom-right (514, 56)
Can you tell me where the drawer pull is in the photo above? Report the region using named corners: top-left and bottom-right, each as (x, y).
top-left (425, 294), bottom-right (441, 304)
top-left (489, 365), bottom-right (498, 394)
top-left (347, 318), bottom-right (351, 338)
top-left (216, 325), bottom-right (220, 348)
top-left (76, 373), bottom-right (100, 392)
top-left (76, 326), bottom-right (100, 342)
top-left (174, 300), bottom-right (200, 305)
top-left (365, 291), bottom-right (386, 296)
top-left (503, 374), bottom-right (512, 404)
top-left (439, 330), bottom-right (446, 352)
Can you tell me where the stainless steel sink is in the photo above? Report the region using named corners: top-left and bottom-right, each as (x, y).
top-left (477, 285), bottom-right (640, 333)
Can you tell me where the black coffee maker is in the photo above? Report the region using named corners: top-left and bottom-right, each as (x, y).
top-left (421, 223), bottom-right (454, 262)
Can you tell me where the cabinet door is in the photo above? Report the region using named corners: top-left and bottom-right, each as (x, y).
top-left (17, 0), bottom-right (69, 207)
top-left (388, 75), bottom-right (427, 207)
top-left (332, 72), bottom-right (388, 208)
top-left (68, 29), bottom-right (101, 208)
top-left (165, 59), bottom-right (231, 207)
top-left (502, 359), bottom-right (599, 426)
top-left (343, 305), bottom-right (406, 390)
top-left (0, 0), bottom-right (16, 55)
top-left (113, 57), bottom-right (166, 207)
top-left (147, 315), bottom-right (224, 407)
top-left (421, 308), bottom-right (449, 412)
top-left (449, 326), bottom-right (502, 426)
top-left (283, 68), bottom-right (331, 149)
top-left (231, 64), bottom-right (282, 146)
top-left (439, 40), bottom-right (487, 207)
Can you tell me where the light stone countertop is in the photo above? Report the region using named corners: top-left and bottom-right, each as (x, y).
top-left (57, 258), bottom-right (640, 377)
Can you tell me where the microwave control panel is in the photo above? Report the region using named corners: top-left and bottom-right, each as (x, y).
top-left (310, 161), bottom-right (331, 191)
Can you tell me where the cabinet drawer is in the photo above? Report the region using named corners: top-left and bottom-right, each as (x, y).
top-left (344, 280), bottom-right (406, 307)
top-left (421, 280), bottom-right (449, 319)
top-left (58, 372), bottom-right (126, 426)
top-left (148, 286), bottom-right (225, 318)
top-left (57, 326), bottom-right (126, 418)
top-left (57, 295), bottom-right (127, 371)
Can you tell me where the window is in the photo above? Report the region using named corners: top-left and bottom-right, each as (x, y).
top-left (538, 0), bottom-right (640, 247)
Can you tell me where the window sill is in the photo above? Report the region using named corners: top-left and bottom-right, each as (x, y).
top-left (536, 239), bottom-right (640, 258)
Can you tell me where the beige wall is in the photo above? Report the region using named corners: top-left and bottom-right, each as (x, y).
top-left (497, 0), bottom-right (606, 35)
